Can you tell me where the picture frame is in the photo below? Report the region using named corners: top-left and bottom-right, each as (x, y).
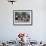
top-left (13, 10), bottom-right (33, 25)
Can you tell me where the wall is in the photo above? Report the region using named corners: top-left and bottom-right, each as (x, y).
top-left (0, 0), bottom-right (46, 42)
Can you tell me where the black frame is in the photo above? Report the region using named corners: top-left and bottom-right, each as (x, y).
top-left (13, 10), bottom-right (33, 26)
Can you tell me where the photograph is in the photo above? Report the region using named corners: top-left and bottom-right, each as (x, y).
top-left (13, 10), bottom-right (32, 25)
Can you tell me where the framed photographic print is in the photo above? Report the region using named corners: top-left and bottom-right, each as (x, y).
top-left (13, 10), bottom-right (32, 25)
